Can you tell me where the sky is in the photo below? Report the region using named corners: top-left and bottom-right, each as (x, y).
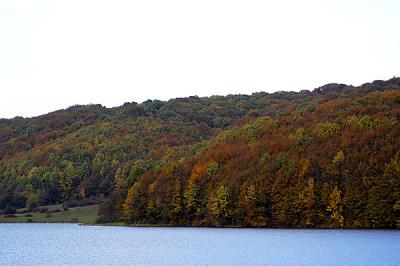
top-left (1, 0), bottom-right (399, 119)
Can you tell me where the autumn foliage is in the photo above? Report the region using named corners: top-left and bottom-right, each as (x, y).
top-left (1, 78), bottom-right (400, 228)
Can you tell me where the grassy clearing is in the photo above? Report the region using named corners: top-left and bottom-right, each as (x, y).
top-left (0, 204), bottom-right (99, 224)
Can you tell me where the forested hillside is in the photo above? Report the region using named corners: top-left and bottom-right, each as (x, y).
top-left (1, 78), bottom-right (400, 228)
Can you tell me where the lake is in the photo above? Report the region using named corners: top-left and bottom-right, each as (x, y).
top-left (0, 224), bottom-right (399, 266)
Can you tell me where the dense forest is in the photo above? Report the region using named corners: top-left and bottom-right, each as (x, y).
top-left (1, 78), bottom-right (400, 228)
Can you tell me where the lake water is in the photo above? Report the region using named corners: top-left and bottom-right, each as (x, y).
top-left (0, 224), bottom-right (399, 266)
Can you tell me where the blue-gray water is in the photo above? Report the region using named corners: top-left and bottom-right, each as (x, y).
top-left (0, 224), bottom-right (399, 266)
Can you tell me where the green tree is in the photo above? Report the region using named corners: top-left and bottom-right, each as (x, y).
top-left (184, 181), bottom-right (199, 215)
top-left (170, 180), bottom-right (183, 222)
top-left (366, 156), bottom-right (400, 227)
top-left (208, 185), bottom-right (233, 226)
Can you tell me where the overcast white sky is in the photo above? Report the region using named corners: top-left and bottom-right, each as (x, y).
top-left (1, 0), bottom-right (399, 118)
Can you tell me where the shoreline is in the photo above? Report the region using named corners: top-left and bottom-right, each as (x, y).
top-left (88, 223), bottom-right (400, 230)
top-left (1, 221), bottom-right (399, 231)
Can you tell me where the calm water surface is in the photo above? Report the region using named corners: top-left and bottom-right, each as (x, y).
top-left (0, 223), bottom-right (399, 266)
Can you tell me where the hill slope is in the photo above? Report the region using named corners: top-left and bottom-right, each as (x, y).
top-left (1, 78), bottom-right (400, 228)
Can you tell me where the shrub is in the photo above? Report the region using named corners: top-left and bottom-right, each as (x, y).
top-left (4, 205), bottom-right (16, 214)
top-left (63, 199), bottom-right (78, 209)
top-left (40, 207), bottom-right (49, 213)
